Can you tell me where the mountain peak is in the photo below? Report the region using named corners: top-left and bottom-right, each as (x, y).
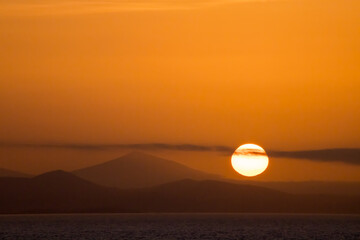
top-left (31, 170), bottom-right (104, 190)
top-left (73, 152), bottom-right (220, 189)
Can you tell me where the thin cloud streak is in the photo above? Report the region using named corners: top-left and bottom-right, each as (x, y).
top-left (267, 149), bottom-right (360, 165)
top-left (0, 142), bottom-right (359, 165)
top-left (0, 142), bottom-right (234, 153)
top-left (0, 0), bottom-right (274, 16)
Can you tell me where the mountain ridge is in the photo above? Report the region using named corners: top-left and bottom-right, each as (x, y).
top-left (72, 151), bottom-right (360, 195)
top-left (0, 171), bottom-right (358, 214)
top-left (73, 151), bottom-right (221, 189)
top-left (0, 168), bottom-right (32, 178)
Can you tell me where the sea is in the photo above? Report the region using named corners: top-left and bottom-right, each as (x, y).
top-left (0, 213), bottom-right (359, 240)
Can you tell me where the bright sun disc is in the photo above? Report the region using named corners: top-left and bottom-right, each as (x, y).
top-left (231, 144), bottom-right (269, 177)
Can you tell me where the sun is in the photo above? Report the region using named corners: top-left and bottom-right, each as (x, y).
top-left (231, 144), bottom-right (269, 177)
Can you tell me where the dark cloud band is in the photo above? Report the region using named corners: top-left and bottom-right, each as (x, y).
top-left (0, 142), bottom-right (359, 165)
top-left (0, 142), bottom-right (234, 153)
top-left (267, 149), bottom-right (360, 165)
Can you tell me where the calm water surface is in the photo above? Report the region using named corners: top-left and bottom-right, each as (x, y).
top-left (0, 213), bottom-right (359, 240)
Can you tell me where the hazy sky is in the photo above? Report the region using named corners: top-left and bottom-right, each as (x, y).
top-left (0, 0), bottom-right (359, 180)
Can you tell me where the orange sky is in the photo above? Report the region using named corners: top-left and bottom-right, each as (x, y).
top-left (0, 0), bottom-right (359, 180)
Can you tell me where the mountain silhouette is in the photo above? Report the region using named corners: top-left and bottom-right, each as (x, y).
top-left (73, 151), bottom-right (219, 189)
top-left (72, 151), bottom-right (359, 195)
top-left (0, 168), bottom-right (31, 178)
top-left (0, 170), bottom-right (119, 213)
top-left (0, 171), bottom-right (358, 214)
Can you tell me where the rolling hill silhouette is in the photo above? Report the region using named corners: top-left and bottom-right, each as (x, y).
top-left (0, 170), bottom-right (119, 213)
top-left (0, 168), bottom-right (31, 178)
top-left (0, 171), bottom-right (358, 214)
top-left (130, 179), bottom-right (291, 212)
top-left (131, 179), bottom-right (360, 213)
top-left (245, 181), bottom-right (360, 195)
top-left (73, 151), bottom-right (220, 189)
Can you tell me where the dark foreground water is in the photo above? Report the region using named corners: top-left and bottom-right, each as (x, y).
top-left (0, 213), bottom-right (359, 240)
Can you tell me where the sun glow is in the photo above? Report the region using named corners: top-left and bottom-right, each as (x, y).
top-left (231, 144), bottom-right (269, 177)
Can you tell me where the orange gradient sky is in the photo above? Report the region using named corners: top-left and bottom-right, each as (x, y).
top-left (0, 0), bottom-right (359, 180)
